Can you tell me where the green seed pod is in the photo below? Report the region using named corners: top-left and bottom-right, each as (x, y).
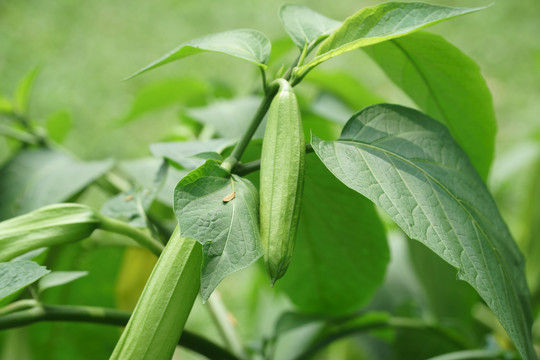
top-left (0, 203), bottom-right (101, 262)
top-left (110, 227), bottom-right (202, 360)
top-left (260, 79), bottom-right (305, 284)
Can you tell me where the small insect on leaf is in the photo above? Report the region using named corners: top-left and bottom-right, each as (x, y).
top-left (222, 192), bottom-right (235, 203)
top-left (125, 195), bottom-right (134, 201)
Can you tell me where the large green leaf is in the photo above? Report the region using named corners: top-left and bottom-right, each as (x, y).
top-left (174, 160), bottom-right (262, 301)
top-left (127, 29), bottom-right (271, 79)
top-left (365, 31), bottom-right (496, 179)
top-left (278, 154), bottom-right (388, 315)
top-left (279, 4), bottom-right (341, 49)
top-left (312, 104), bottom-right (536, 360)
top-left (122, 78), bottom-right (209, 123)
top-left (298, 2), bottom-right (482, 73)
top-left (0, 260), bottom-right (50, 301)
top-left (0, 149), bottom-right (113, 220)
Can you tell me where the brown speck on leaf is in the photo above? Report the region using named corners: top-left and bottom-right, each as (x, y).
top-left (222, 192), bottom-right (235, 203)
top-left (124, 195), bottom-right (134, 201)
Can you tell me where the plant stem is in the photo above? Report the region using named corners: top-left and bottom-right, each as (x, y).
top-left (425, 349), bottom-right (507, 360)
top-left (99, 215), bottom-right (164, 256)
top-left (0, 304), bottom-right (241, 360)
top-left (0, 300), bottom-right (38, 317)
top-left (207, 292), bottom-right (247, 359)
top-left (220, 83), bottom-right (279, 173)
top-left (293, 317), bottom-right (472, 360)
top-left (234, 144), bottom-right (314, 176)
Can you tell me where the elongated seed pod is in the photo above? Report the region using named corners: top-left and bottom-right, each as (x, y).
top-left (0, 203), bottom-right (101, 262)
top-left (110, 226), bottom-right (202, 360)
top-left (260, 79), bottom-right (305, 284)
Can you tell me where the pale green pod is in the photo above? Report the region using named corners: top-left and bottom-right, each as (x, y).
top-left (0, 203), bottom-right (101, 262)
top-left (260, 79), bottom-right (305, 284)
top-left (110, 226), bottom-right (202, 360)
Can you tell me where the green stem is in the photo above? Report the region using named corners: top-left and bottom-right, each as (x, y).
top-left (234, 144), bottom-right (314, 176)
top-left (207, 292), bottom-right (247, 359)
top-left (220, 82), bottom-right (280, 173)
top-left (426, 349), bottom-right (507, 360)
top-left (0, 299), bottom-right (38, 317)
top-left (99, 215), bottom-right (164, 256)
top-left (0, 304), bottom-right (240, 360)
top-left (0, 124), bottom-right (39, 145)
top-left (293, 317), bottom-right (472, 360)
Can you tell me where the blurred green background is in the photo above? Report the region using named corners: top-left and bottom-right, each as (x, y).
top-left (1, 0), bottom-right (540, 359)
top-left (1, 0), bottom-right (539, 160)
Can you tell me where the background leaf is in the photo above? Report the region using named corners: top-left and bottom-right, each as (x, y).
top-left (118, 157), bottom-right (188, 208)
top-left (150, 138), bottom-right (232, 170)
top-left (278, 154), bottom-right (388, 315)
top-left (14, 67), bottom-right (39, 115)
top-left (128, 29), bottom-right (271, 79)
top-left (364, 31), bottom-right (496, 179)
top-left (185, 96), bottom-right (263, 139)
top-left (45, 110), bottom-right (72, 144)
top-left (38, 271), bottom-right (88, 294)
top-left (0, 260), bottom-right (50, 300)
top-left (300, 2), bottom-right (482, 72)
top-left (122, 78), bottom-right (209, 123)
top-left (312, 104), bottom-right (536, 360)
top-left (174, 160), bottom-right (262, 301)
top-left (279, 4), bottom-right (341, 49)
top-left (0, 149), bottom-right (113, 220)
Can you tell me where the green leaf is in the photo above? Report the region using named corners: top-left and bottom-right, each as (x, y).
top-left (306, 70), bottom-right (384, 112)
top-left (122, 78), bottom-right (209, 123)
top-left (185, 96), bottom-right (264, 139)
top-left (279, 4), bottom-right (341, 49)
top-left (0, 260), bottom-right (50, 300)
top-left (0, 203), bottom-right (101, 262)
top-left (127, 29), bottom-right (271, 79)
top-left (150, 138), bottom-right (233, 170)
top-left (298, 2), bottom-right (483, 73)
top-left (38, 271), bottom-right (88, 294)
top-left (408, 239), bottom-right (481, 331)
top-left (102, 160), bottom-right (168, 227)
top-left (45, 110), bottom-right (72, 144)
top-left (0, 149), bottom-right (113, 220)
top-left (14, 67), bottom-right (39, 114)
top-left (118, 157), bottom-right (188, 207)
top-left (312, 104), bottom-right (536, 360)
top-left (278, 154), bottom-right (388, 315)
top-left (365, 31), bottom-right (496, 179)
top-left (0, 96), bottom-right (12, 114)
top-left (174, 160), bottom-right (262, 301)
